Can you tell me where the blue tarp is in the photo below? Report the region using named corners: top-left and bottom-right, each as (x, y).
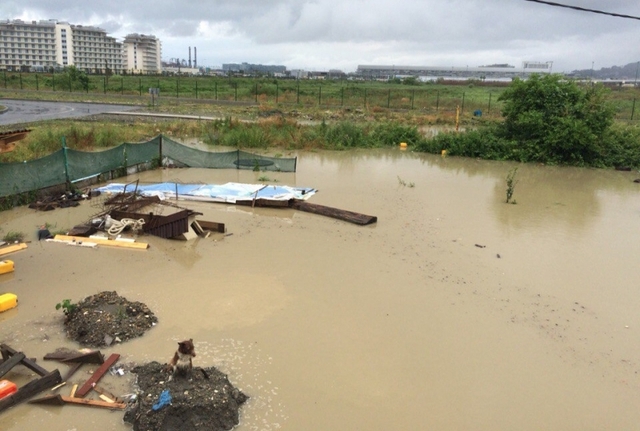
top-left (95, 182), bottom-right (316, 204)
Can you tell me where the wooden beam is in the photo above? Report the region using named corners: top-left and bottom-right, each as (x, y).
top-left (54, 235), bottom-right (148, 250)
top-left (0, 352), bottom-right (24, 379)
top-left (0, 370), bottom-right (62, 413)
top-left (290, 201), bottom-right (378, 225)
top-left (75, 354), bottom-right (119, 398)
top-left (0, 243), bottom-right (28, 257)
top-left (45, 350), bottom-right (104, 364)
top-left (0, 344), bottom-right (50, 376)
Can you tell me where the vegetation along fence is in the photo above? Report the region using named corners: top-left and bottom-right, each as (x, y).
top-left (2, 71), bottom-right (639, 120)
top-left (0, 135), bottom-right (296, 198)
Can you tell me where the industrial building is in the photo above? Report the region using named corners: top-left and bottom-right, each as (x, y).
top-left (356, 61), bottom-right (553, 80)
top-left (0, 19), bottom-right (123, 73)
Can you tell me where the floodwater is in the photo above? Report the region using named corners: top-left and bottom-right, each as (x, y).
top-left (2, 149), bottom-right (640, 430)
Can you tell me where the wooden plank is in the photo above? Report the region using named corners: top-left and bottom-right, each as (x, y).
top-left (69, 384), bottom-right (78, 398)
top-left (54, 235), bottom-right (148, 250)
top-left (45, 350), bottom-right (103, 364)
top-left (0, 370), bottom-right (62, 413)
top-left (61, 363), bottom-right (83, 382)
top-left (236, 198), bottom-right (290, 208)
top-left (28, 394), bottom-right (65, 406)
top-left (29, 394), bottom-right (126, 409)
top-left (92, 385), bottom-right (122, 403)
top-left (0, 344), bottom-right (50, 376)
top-left (74, 354), bottom-right (119, 398)
top-left (0, 352), bottom-right (24, 379)
top-left (60, 395), bottom-right (126, 409)
top-left (196, 220), bottom-right (226, 233)
top-left (61, 351), bottom-right (104, 364)
top-left (0, 243), bottom-right (28, 257)
top-left (290, 201), bottom-right (378, 225)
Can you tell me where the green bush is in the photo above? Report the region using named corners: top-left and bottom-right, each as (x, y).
top-left (370, 123), bottom-right (423, 147)
top-left (416, 74), bottom-right (640, 168)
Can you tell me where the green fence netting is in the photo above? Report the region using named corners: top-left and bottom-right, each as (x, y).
top-left (0, 135), bottom-right (297, 198)
top-left (0, 150), bottom-right (67, 197)
top-left (161, 136), bottom-right (297, 172)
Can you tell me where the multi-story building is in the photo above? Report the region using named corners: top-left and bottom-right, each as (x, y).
top-left (0, 19), bottom-right (127, 74)
top-left (69, 24), bottom-right (122, 73)
top-left (122, 34), bottom-right (161, 74)
top-left (0, 19), bottom-right (58, 71)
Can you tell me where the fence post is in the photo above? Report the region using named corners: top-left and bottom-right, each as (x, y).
top-left (61, 137), bottom-right (70, 188)
top-left (632, 98), bottom-right (636, 121)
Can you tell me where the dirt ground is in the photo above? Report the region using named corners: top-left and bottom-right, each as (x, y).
top-left (62, 291), bottom-right (158, 347)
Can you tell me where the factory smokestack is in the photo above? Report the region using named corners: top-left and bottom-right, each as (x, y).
top-left (194, 47), bottom-right (197, 69)
top-left (189, 46), bottom-right (192, 68)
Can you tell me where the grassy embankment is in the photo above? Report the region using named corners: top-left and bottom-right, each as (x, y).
top-left (1, 73), bottom-right (640, 168)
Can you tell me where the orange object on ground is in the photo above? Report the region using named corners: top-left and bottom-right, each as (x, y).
top-left (0, 380), bottom-right (17, 399)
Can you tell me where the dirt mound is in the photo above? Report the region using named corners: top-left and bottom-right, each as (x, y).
top-left (124, 361), bottom-right (248, 431)
top-left (62, 291), bottom-right (158, 347)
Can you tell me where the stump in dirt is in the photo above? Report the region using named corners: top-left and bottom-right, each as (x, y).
top-left (124, 361), bottom-right (248, 431)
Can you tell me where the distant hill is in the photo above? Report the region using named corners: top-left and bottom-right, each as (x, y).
top-left (567, 61), bottom-right (640, 80)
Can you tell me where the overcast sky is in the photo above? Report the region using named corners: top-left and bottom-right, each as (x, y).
top-left (2, 0), bottom-right (639, 73)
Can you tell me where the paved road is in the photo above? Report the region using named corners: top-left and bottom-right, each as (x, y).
top-left (0, 99), bottom-right (139, 126)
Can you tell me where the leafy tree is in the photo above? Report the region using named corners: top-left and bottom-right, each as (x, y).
top-left (497, 74), bottom-right (616, 165)
top-left (61, 65), bottom-right (90, 91)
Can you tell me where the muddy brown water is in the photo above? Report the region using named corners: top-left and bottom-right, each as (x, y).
top-left (2, 149), bottom-right (640, 430)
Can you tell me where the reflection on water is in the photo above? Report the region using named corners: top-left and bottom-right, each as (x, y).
top-left (2, 149), bottom-right (640, 431)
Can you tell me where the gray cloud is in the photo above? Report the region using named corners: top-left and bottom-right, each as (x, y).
top-left (2, 0), bottom-right (639, 71)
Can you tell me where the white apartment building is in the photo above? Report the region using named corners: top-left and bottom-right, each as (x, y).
top-left (0, 19), bottom-right (124, 73)
top-left (122, 34), bottom-right (162, 74)
top-left (0, 20), bottom-right (57, 71)
top-left (68, 24), bottom-right (122, 73)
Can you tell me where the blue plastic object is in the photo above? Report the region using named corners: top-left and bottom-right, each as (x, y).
top-left (152, 389), bottom-right (172, 411)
